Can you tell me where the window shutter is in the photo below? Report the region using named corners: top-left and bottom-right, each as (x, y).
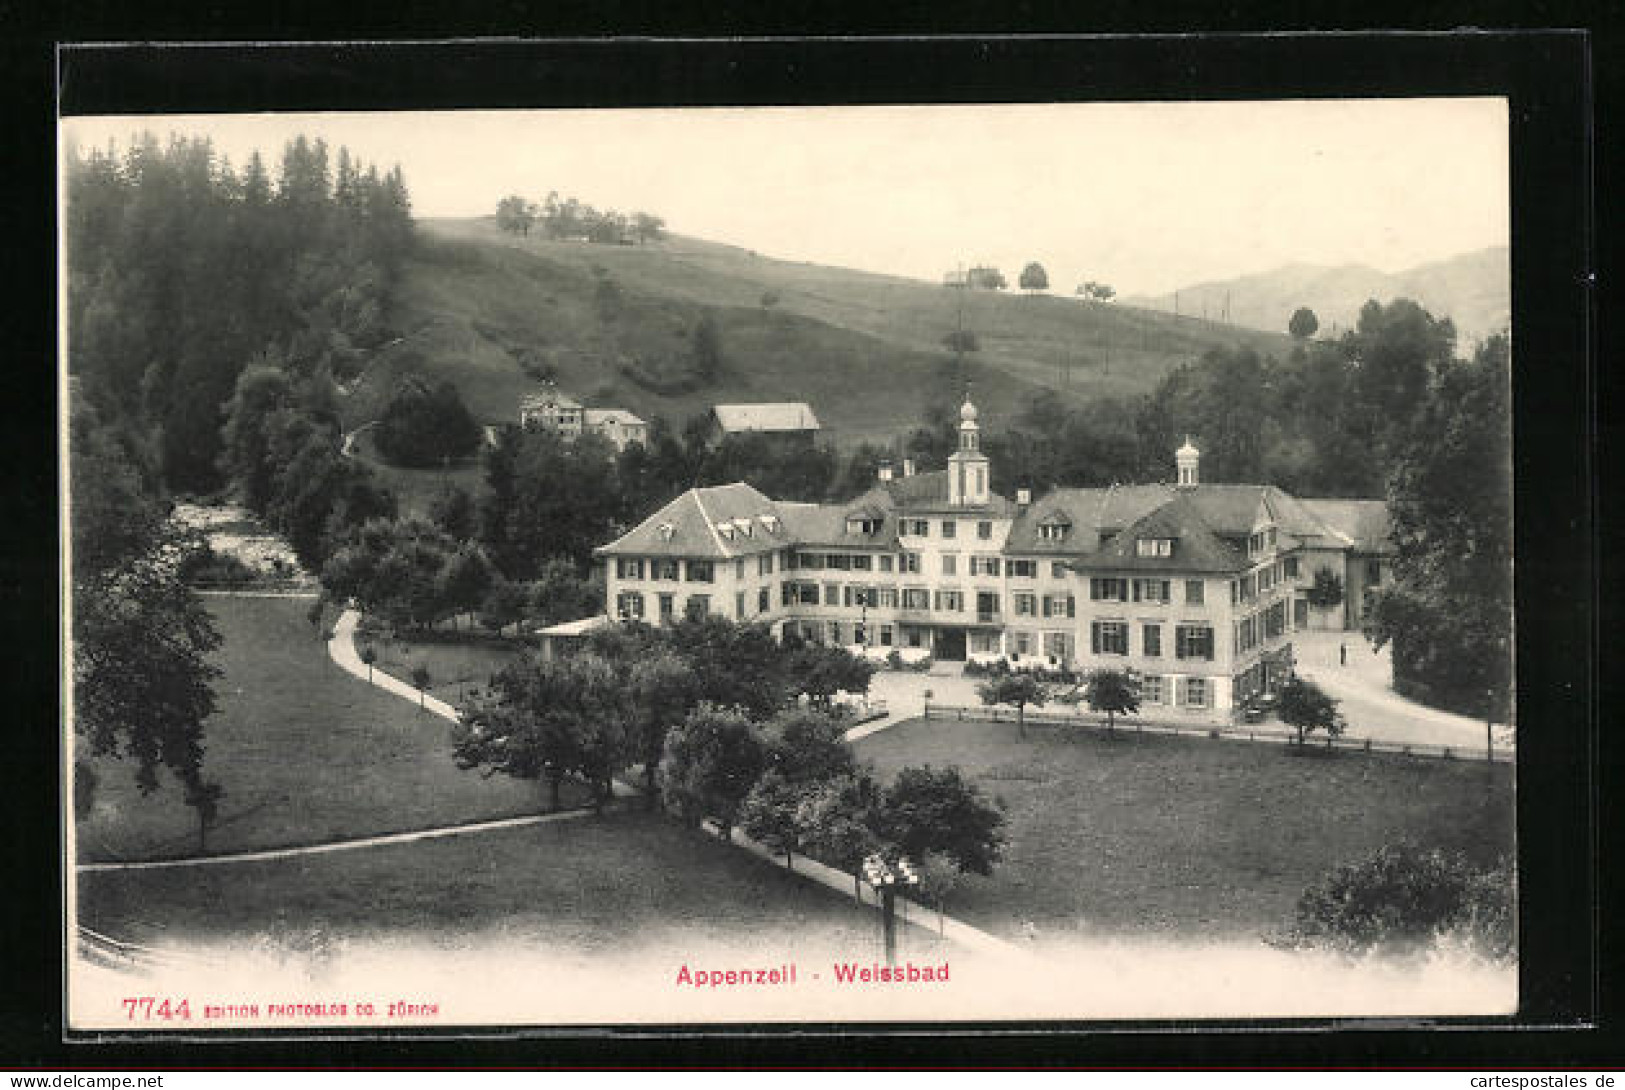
top-left (1067, 596), bottom-right (1076, 618)
top-left (1132, 580), bottom-right (1142, 602)
top-left (1091, 623), bottom-right (1101, 655)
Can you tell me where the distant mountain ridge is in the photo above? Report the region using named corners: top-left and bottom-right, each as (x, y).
top-left (1121, 246), bottom-right (1509, 347)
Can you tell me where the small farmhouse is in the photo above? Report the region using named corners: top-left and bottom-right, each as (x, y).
top-left (709, 402), bottom-right (822, 445)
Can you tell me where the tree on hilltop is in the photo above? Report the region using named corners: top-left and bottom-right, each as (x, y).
top-left (634, 211), bottom-right (666, 244)
top-left (1019, 262), bottom-right (1050, 294)
top-left (966, 265), bottom-right (1007, 291)
top-left (1289, 306), bottom-right (1320, 340)
top-left (496, 195), bottom-right (538, 236)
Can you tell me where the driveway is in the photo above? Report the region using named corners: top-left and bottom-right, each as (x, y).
top-left (1292, 631), bottom-right (1513, 753)
top-left (858, 636), bottom-right (1512, 757)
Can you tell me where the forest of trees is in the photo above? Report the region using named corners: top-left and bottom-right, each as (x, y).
top-left (67, 132), bottom-right (416, 832)
top-left (67, 134), bottom-right (413, 494)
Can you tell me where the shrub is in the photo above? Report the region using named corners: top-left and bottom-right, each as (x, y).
top-left (177, 543), bottom-right (257, 586)
top-left (1285, 842), bottom-right (1515, 962)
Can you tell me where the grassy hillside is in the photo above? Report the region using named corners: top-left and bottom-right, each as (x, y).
top-left (343, 218), bottom-right (1295, 451)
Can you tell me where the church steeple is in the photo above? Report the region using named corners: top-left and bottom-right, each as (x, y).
top-left (949, 389), bottom-right (990, 506)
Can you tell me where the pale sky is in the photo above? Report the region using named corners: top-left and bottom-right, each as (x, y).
top-left (62, 100), bottom-right (1508, 298)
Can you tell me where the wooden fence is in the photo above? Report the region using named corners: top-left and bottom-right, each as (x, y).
top-left (921, 703), bottom-right (1514, 764)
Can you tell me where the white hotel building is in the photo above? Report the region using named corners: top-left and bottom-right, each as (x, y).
top-left (592, 397), bottom-right (1390, 721)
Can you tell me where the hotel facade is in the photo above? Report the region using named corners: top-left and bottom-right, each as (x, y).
top-left (593, 397), bottom-right (1391, 722)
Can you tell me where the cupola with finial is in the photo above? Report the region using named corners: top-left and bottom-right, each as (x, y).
top-left (949, 388), bottom-right (990, 506)
top-left (1176, 436), bottom-right (1200, 489)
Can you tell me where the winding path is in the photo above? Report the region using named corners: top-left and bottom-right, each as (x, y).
top-left (81, 605), bottom-right (1015, 955)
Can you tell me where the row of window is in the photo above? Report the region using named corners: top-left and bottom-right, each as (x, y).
top-left (618, 585), bottom-right (780, 622)
top-left (901, 518), bottom-right (997, 540)
top-left (1232, 557), bottom-right (1298, 605)
top-left (1089, 621), bottom-right (1214, 661)
top-left (772, 581), bottom-right (1087, 620)
top-left (620, 551), bottom-right (1081, 584)
top-left (616, 557), bottom-right (717, 583)
top-left (1139, 674), bottom-right (1210, 709)
top-left (1090, 577), bottom-right (1203, 605)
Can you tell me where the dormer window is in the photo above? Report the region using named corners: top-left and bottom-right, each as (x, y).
top-left (1040, 523), bottom-right (1069, 542)
top-left (758, 514), bottom-right (781, 534)
top-left (732, 518), bottom-right (754, 538)
top-left (657, 522), bottom-right (675, 542)
top-left (846, 517), bottom-right (881, 535)
top-left (1136, 537), bottom-right (1174, 558)
top-left (717, 524), bottom-right (735, 541)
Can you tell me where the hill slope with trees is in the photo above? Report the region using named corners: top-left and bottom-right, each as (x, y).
top-left (366, 216), bottom-right (1296, 447)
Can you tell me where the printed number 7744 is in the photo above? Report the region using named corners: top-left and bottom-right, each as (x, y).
top-left (121, 996), bottom-right (191, 1020)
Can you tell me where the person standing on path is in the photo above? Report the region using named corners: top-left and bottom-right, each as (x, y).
top-left (1339, 641), bottom-right (1347, 667)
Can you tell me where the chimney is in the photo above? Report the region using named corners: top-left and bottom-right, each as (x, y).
top-left (903, 458), bottom-right (915, 478)
top-left (1016, 487), bottom-right (1032, 506)
top-left (877, 461), bottom-right (894, 482)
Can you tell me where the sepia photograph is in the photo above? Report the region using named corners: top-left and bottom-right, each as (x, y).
top-left (62, 91), bottom-right (1519, 1030)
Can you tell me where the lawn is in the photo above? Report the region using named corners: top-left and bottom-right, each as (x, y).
top-left (76, 808), bottom-right (930, 961)
top-left (367, 625), bottom-right (530, 706)
top-left (852, 717), bottom-right (1515, 944)
top-left (74, 596), bottom-right (586, 863)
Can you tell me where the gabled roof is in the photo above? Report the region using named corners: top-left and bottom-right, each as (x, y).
top-left (1004, 484), bottom-right (1172, 555)
top-left (853, 470), bottom-right (1018, 517)
top-left (583, 408), bottom-right (646, 427)
top-left (1070, 492), bottom-right (1251, 574)
top-left (594, 482), bottom-right (787, 559)
top-left (521, 390), bottom-right (582, 410)
top-left (1300, 498), bottom-right (1394, 554)
top-left (776, 502), bottom-right (899, 550)
top-left (712, 402), bottom-right (821, 433)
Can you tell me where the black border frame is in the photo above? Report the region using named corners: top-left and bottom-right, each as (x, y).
top-left (5, 30), bottom-right (1606, 1068)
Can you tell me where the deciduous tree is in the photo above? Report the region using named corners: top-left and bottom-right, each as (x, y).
top-left (876, 765), bottom-right (1006, 877)
top-left (977, 673), bottom-right (1049, 739)
top-left (1018, 262), bottom-right (1049, 293)
top-left (796, 773), bottom-right (887, 900)
top-left (1367, 334), bottom-right (1512, 719)
top-left (71, 407), bottom-right (225, 833)
top-left (1277, 675), bottom-right (1345, 746)
top-left (658, 705), bottom-right (767, 837)
top-left (1289, 306), bottom-right (1320, 340)
top-left (1083, 668), bottom-right (1141, 732)
top-left (495, 194), bottom-right (538, 236)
